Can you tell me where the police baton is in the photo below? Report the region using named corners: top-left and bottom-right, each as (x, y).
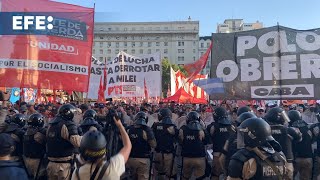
top-left (34, 154), bottom-right (45, 180)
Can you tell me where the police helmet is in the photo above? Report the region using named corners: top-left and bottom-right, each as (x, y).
top-left (237, 106), bottom-right (252, 116)
top-left (265, 107), bottom-right (289, 125)
top-left (58, 104), bottom-right (77, 121)
top-left (238, 118), bottom-right (276, 149)
top-left (83, 109), bottom-right (97, 120)
top-left (236, 112), bottom-right (257, 126)
top-left (186, 111), bottom-right (200, 124)
top-left (158, 108), bottom-right (172, 121)
top-left (11, 114), bottom-right (26, 127)
top-left (213, 107), bottom-right (228, 120)
top-left (80, 130), bottom-right (107, 162)
top-left (80, 117), bottom-right (98, 127)
top-left (288, 110), bottom-right (302, 123)
top-left (27, 113), bottom-right (44, 128)
top-left (135, 111), bottom-right (148, 126)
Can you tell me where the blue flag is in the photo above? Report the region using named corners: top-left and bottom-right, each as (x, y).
top-left (193, 78), bottom-right (224, 95)
top-left (9, 88), bottom-right (20, 104)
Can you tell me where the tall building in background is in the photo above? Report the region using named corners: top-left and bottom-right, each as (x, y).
top-left (199, 36), bottom-right (211, 75)
top-left (217, 19), bottom-right (263, 33)
top-left (93, 19), bottom-right (199, 65)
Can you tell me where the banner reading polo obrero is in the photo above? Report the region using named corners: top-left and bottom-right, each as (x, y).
top-left (0, 0), bottom-right (94, 92)
top-left (211, 26), bottom-right (320, 100)
top-left (106, 51), bottom-right (161, 98)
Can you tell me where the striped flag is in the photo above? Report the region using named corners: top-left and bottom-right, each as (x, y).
top-left (193, 78), bottom-right (224, 95)
top-left (144, 78), bottom-right (149, 100)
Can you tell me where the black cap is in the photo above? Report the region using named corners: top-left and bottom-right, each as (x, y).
top-left (80, 104), bottom-right (89, 111)
top-left (98, 103), bottom-right (105, 108)
top-left (0, 133), bottom-right (15, 156)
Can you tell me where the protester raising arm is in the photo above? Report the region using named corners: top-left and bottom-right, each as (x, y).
top-left (113, 116), bottom-right (132, 162)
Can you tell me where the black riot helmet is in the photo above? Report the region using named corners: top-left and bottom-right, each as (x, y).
top-left (237, 106), bottom-right (252, 116)
top-left (158, 108), bottom-right (174, 124)
top-left (288, 110), bottom-right (302, 123)
top-left (11, 114), bottom-right (26, 127)
top-left (80, 117), bottom-right (98, 127)
top-left (135, 111), bottom-right (148, 126)
top-left (80, 130), bottom-right (107, 162)
top-left (83, 109), bottom-right (97, 120)
top-left (27, 113), bottom-right (44, 128)
top-left (58, 104), bottom-right (77, 121)
top-left (186, 111), bottom-right (200, 124)
top-left (265, 107), bottom-right (290, 125)
top-left (186, 111), bottom-right (201, 130)
top-left (213, 107), bottom-right (231, 125)
top-left (238, 118), bottom-right (280, 153)
top-left (236, 112), bottom-right (257, 126)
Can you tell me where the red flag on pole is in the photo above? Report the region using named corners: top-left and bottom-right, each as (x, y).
top-left (97, 76), bottom-right (105, 103)
top-left (144, 78), bottom-right (149, 100)
top-left (184, 42), bottom-right (212, 81)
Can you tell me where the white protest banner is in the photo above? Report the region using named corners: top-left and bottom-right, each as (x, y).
top-left (106, 51), bottom-right (161, 98)
top-left (87, 57), bottom-right (106, 99)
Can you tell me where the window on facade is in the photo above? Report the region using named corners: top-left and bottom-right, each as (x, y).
top-left (156, 42), bottom-right (160, 46)
top-left (132, 49), bottom-right (135, 54)
top-left (178, 56), bottom-right (184, 61)
top-left (99, 57), bottom-right (103, 61)
top-left (193, 57), bottom-right (196, 61)
top-left (108, 28), bottom-right (112, 31)
top-left (99, 36), bottom-right (103, 39)
top-left (92, 49), bottom-right (95, 54)
top-left (124, 28), bottom-right (127, 31)
top-left (132, 42), bottom-right (135, 47)
top-left (201, 43), bottom-right (204, 48)
top-left (164, 27), bottom-right (168, 30)
top-left (148, 49), bottom-right (151, 54)
top-left (99, 42), bottom-right (103, 47)
top-left (148, 42), bottom-right (152, 47)
top-left (164, 42), bottom-right (168, 46)
top-left (178, 41), bottom-right (184, 46)
top-left (124, 49), bottom-right (127, 53)
top-left (207, 42), bottom-right (210, 48)
top-left (132, 27), bottom-right (136, 31)
top-left (193, 41), bottom-right (196, 46)
top-left (193, 49), bottom-right (196, 53)
top-left (107, 49), bottom-right (111, 54)
top-left (140, 49), bottom-right (143, 54)
top-left (164, 56), bottom-right (168, 59)
top-left (156, 49), bottom-right (160, 52)
top-left (140, 42), bottom-right (143, 47)
top-left (164, 49), bottom-right (168, 54)
top-left (116, 42), bottom-right (119, 48)
top-left (100, 49), bottom-right (103, 54)
top-left (107, 42), bottom-right (111, 47)
top-left (108, 57), bottom-right (111, 61)
top-left (178, 49), bottom-right (184, 53)
top-left (115, 49), bottom-right (119, 54)
top-left (124, 42), bottom-right (127, 47)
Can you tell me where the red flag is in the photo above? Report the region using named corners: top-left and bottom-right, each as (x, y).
top-left (97, 76), bottom-right (105, 102)
top-left (103, 58), bottom-right (107, 91)
top-left (144, 78), bottom-right (149, 100)
top-left (184, 42), bottom-right (212, 81)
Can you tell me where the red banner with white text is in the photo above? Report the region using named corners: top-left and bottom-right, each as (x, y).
top-left (0, 0), bottom-right (94, 92)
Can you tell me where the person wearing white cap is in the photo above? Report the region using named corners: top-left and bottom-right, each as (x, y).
top-left (256, 107), bottom-right (265, 118)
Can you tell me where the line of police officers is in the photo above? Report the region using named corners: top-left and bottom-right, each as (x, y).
top-left (1, 102), bottom-right (320, 180)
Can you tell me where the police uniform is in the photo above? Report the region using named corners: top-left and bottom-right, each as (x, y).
top-left (127, 112), bottom-right (156, 180)
top-left (310, 121), bottom-right (320, 179)
top-left (179, 112), bottom-right (210, 180)
top-left (78, 117), bottom-right (103, 135)
top-left (152, 117), bottom-right (178, 179)
top-left (23, 126), bottom-right (47, 178)
top-left (227, 118), bottom-right (288, 180)
top-left (207, 107), bottom-right (232, 180)
top-left (46, 104), bottom-right (81, 180)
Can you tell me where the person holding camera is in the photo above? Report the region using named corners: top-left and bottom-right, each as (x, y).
top-left (126, 111), bottom-right (157, 180)
top-left (71, 115), bottom-right (131, 180)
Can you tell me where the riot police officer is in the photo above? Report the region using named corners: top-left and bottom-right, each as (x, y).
top-left (46, 104), bottom-right (81, 180)
top-left (207, 107), bottom-right (232, 180)
top-left (220, 112), bottom-right (257, 176)
top-left (152, 108), bottom-right (178, 180)
top-left (237, 106), bottom-right (252, 117)
top-left (288, 110), bottom-right (314, 180)
top-left (83, 109), bottom-right (97, 120)
top-left (310, 111), bottom-right (320, 179)
top-left (0, 113), bottom-right (26, 161)
top-left (179, 111), bottom-right (211, 180)
top-left (127, 111), bottom-right (157, 180)
top-left (265, 107), bottom-right (302, 180)
top-left (78, 117), bottom-right (103, 135)
top-left (228, 118), bottom-right (288, 180)
top-left (23, 113), bottom-right (47, 179)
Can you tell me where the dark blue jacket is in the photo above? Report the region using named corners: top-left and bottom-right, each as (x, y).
top-left (0, 160), bottom-right (28, 180)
